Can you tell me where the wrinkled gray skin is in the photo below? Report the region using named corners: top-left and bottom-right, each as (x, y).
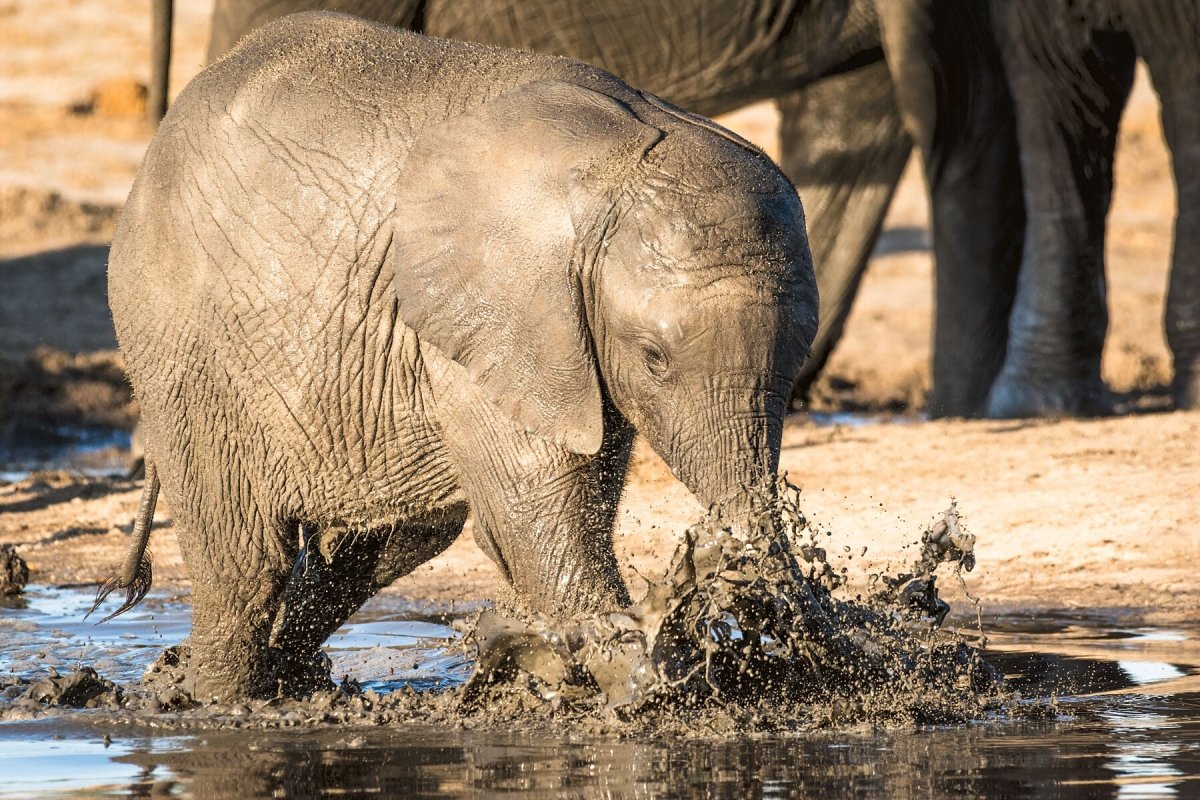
top-left (111, 13), bottom-right (817, 700)
top-left (152, 0), bottom-right (1200, 421)
top-left (150, 0), bottom-right (908, 405)
top-left (880, 0), bottom-right (1200, 416)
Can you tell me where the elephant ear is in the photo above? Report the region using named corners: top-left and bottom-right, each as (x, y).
top-left (390, 80), bottom-right (662, 455)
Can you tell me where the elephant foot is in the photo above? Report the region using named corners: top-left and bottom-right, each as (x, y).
top-left (267, 648), bottom-right (336, 698)
top-left (139, 644), bottom-right (198, 710)
top-left (169, 641), bottom-right (298, 702)
top-left (985, 370), bottom-right (1113, 419)
top-left (144, 641), bottom-right (262, 704)
top-left (1172, 368), bottom-right (1200, 410)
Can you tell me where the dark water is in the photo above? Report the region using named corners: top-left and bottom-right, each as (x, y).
top-left (0, 426), bottom-right (131, 483)
top-left (2, 588), bottom-right (1198, 798)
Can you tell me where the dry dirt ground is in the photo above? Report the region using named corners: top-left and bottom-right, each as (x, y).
top-left (0, 0), bottom-right (1196, 627)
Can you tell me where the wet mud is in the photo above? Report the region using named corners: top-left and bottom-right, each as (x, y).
top-left (1, 487), bottom-right (1001, 735)
top-left (460, 488), bottom-right (998, 731)
top-left (0, 545), bottom-right (28, 595)
top-left (3, 487), bottom-right (1200, 797)
top-left (2, 589), bottom-right (1199, 798)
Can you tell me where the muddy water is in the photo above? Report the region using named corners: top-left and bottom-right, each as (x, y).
top-left (2, 587), bottom-right (1199, 798)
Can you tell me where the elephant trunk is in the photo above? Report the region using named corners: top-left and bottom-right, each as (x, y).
top-left (662, 386), bottom-right (787, 528)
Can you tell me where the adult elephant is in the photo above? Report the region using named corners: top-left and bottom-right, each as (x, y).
top-left (150, 0), bottom-right (913, 408)
top-left (880, 0), bottom-right (1200, 416)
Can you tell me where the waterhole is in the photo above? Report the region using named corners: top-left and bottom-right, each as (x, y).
top-left (1, 587), bottom-right (1197, 798)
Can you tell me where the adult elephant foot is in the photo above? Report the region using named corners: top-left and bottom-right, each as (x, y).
top-left (984, 370), bottom-right (1113, 419)
top-left (1172, 369), bottom-right (1200, 411)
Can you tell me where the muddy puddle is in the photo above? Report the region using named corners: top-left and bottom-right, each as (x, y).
top-left (2, 585), bottom-right (1199, 798)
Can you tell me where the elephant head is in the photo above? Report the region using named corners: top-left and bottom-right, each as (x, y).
top-left (391, 80), bottom-right (817, 609)
top-left (588, 93), bottom-right (817, 521)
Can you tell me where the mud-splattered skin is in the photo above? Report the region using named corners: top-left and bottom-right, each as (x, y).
top-left (108, 14), bottom-right (816, 701)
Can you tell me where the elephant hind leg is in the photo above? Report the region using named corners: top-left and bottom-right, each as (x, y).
top-left (174, 502), bottom-right (295, 702)
top-left (778, 58), bottom-right (911, 407)
top-left (1130, 7), bottom-right (1200, 409)
top-left (267, 506), bottom-right (468, 696)
top-left (881, 0), bottom-right (1026, 418)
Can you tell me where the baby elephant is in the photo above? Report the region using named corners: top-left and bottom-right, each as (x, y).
top-left (104, 12), bottom-right (817, 701)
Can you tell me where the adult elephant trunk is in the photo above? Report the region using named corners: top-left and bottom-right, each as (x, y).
top-left (149, 0), bottom-right (173, 123)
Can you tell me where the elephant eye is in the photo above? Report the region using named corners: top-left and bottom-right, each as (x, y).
top-left (642, 342), bottom-right (669, 379)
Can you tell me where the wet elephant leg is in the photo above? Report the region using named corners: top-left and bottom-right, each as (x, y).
top-left (173, 500), bottom-right (294, 702)
top-left (1128, 5), bottom-right (1200, 409)
top-left (463, 405), bottom-right (635, 616)
top-left (137, 374), bottom-right (296, 701)
top-left (880, 0), bottom-right (1025, 417)
top-left (986, 3), bottom-right (1135, 418)
top-left (267, 506), bottom-right (468, 694)
top-left (779, 59), bottom-right (911, 404)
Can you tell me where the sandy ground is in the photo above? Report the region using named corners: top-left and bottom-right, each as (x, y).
top-left (0, 0), bottom-right (1196, 627)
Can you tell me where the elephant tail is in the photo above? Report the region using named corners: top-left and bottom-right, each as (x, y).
top-left (86, 461), bottom-right (160, 623)
top-left (148, 0), bottom-right (173, 123)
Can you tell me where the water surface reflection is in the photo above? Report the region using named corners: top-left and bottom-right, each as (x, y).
top-left (3, 707), bottom-right (1199, 799)
top-left (2, 590), bottom-right (1199, 798)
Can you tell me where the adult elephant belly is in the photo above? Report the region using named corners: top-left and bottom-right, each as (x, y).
top-left (424, 0), bottom-right (871, 117)
top-left (206, 0), bottom-right (425, 62)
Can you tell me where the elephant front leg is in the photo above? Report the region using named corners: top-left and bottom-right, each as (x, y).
top-left (986, 4), bottom-right (1136, 418)
top-left (266, 523), bottom-right (383, 696)
top-left (268, 506), bottom-right (469, 695)
top-left (433, 376), bottom-right (635, 616)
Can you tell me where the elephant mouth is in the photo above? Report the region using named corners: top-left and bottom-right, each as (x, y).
top-left (470, 523), bottom-right (514, 586)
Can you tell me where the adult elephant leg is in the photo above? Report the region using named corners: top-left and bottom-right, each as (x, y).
top-left (987, 3), bottom-right (1135, 418)
top-left (1129, 6), bottom-right (1200, 409)
top-left (149, 0), bottom-right (172, 122)
top-left (267, 506), bottom-right (469, 695)
top-left (780, 59), bottom-right (911, 404)
top-left (880, 0), bottom-right (1025, 417)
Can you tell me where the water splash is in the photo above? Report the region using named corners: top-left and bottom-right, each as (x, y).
top-left (461, 482), bottom-right (1003, 729)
